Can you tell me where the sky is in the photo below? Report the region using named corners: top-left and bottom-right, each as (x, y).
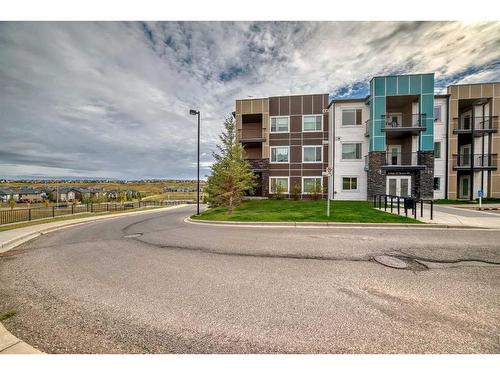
top-left (1, 21), bottom-right (499, 180)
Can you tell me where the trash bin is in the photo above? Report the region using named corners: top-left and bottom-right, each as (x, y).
top-left (404, 197), bottom-right (414, 210)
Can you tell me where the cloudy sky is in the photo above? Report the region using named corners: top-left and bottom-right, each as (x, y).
top-left (1, 21), bottom-right (499, 180)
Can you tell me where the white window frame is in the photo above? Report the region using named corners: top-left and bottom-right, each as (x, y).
top-left (434, 141), bottom-right (442, 159)
top-left (270, 146), bottom-right (290, 164)
top-left (341, 108), bottom-right (363, 126)
top-left (269, 177), bottom-right (290, 194)
top-left (341, 176), bottom-right (359, 192)
top-left (302, 145), bottom-right (323, 163)
top-left (302, 114), bottom-right (323, 132)
top-left (341, 142), bottom-right (362, 161)
top-left (269, 116), bottom-right (290, 133)
top-left (302, 176), bottom-right (323, 195)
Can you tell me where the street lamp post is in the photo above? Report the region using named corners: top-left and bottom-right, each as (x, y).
top-left (190, 109), bottom-right (200, 215)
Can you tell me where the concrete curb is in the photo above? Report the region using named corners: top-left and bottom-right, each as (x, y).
top-left (0, 204), bottom-right (189, 354)
top-left (185, 216), bottom-right (472, 229)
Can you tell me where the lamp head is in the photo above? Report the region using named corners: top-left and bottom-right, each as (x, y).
top-left (189, 109), bottom-right (199, 115)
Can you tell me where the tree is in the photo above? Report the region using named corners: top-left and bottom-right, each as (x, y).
top-left (8, 195), bottom-right (16, 210)
top-left (206, 115), bottom-right (256, 213)
top-left (290, 182), bottom-right (302, 200)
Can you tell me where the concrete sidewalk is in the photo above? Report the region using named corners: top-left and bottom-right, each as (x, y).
top-left (378, 204), bottom-right (500, 229)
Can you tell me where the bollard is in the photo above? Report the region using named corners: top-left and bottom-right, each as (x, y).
top-left (413, 200), bottom-right (417, 219)
top-left (384, 195), bottom-right (387, 211)
top-left (390, 196), bottom-right (393, 213)
top-left (420, 199), bottom-right (423, 217)
top-left (397, 197), bottom-right (400, 215)
top-left (430, 201), bottom-right (433, 220)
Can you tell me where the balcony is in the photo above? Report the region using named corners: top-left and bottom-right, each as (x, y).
top-left (452, 116), bottom-right (498, 136)
top-left (239, 128), bottom-right (265, 145)
top-left (452, 154), bottom-right (498, 170)
top-left (382, 152), bottom-right (425, 171)
top-left (381, 114), bottom-right (426, 135)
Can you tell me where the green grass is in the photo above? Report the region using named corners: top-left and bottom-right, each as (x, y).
top-left (194, 200), bottom-right (421, 223)
top-left (434, 198), bottom-right (500, 205)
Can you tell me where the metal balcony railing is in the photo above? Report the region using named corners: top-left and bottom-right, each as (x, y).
top-left (384, 152), bottom-right (420, 167)
top-left (453, 116), bottom-right (498, 132)
top-left (452, 154), bottom-right (498, 169)
top-left (364, 155), bottom-right (369, 171)
top-left (382, 113), bottom-right (426, 129)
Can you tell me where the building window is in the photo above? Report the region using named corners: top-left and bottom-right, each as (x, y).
top-left (341, 143), bottom-right (362, 160)
top-left (270, 146), bottom-right (289, 163)
top-left (342, 177), bottom-right (358, 191)
top-left (270, 116), bottom-right (289, 133)
top-left (270, 177), bottom-right (289, 194)
top-left (434, 142), bottom-right (441, 159)
top-left (303, 115), bottom-right (322, 132)
top-left (434, 177), bottom-right (441, 191)
top-left (303, 146), bottom-right (322, 163)
top-left (342, 109), bottom-right (362, 126)
top-left (303, 177), bottom-right (322, 194)
top-left (434, 106), bottom-right (442, 122)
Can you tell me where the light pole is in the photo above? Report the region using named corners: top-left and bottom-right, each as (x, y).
top-left (189, 109), bottom-right (200, 215)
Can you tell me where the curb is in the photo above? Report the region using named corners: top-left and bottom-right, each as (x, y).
top-left (185, 216), bottom-right (475, 229)
top-left (0, 204), bottom-right (190, 354)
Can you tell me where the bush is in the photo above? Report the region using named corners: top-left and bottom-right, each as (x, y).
top-left (291, 182), bottom-right (301, 200)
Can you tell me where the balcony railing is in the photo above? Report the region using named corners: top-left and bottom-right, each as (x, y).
top-left (364, 155), bottom-right (369, 171)
top-left (381, 113), bottom-right (426, 130)
top-left (453, 116), bottom-right (498, 133)
top-left (384, 152), bottom-right (420, 167)
top-left (452, 154), bottom-right (498, 169)
top-left (364, 120), bottom-right (370, 137)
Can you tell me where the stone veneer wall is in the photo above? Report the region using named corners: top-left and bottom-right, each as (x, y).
top-left (367, 151), bottom-right (387, 199)
top-left (248, 159), bottom-right (270, 197)
top-left (416, 151), bottom-right (434, 199)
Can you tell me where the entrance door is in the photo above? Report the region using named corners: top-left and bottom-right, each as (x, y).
top-left (388, 145), bottom-right (401, 166)
top-left (386, 176), bottom-right (411, 197)
top-left (460, 145), bottom-right (471, 167)
top-left (459, 175), bottom-right (470, 199)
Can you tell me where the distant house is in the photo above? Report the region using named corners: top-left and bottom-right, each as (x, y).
top-left (16, 187), bottom-right (44, 203)
top-left (49, 187), bottom-right (76, 202)
top-left (0, 188), bottom-right (15, 203)
top-left (72, 187), bottom-right (106, 201)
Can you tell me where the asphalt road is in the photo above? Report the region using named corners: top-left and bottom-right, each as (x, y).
top-left (1, 205), bottom-right (499, 353)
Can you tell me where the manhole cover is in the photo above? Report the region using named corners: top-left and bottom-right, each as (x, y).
top-left (373, 255), bottom-right (409, 269)
top-left (123, 233), bottom-right (143, 238)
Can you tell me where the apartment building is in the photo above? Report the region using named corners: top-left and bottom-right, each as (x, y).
top-left (235, 74), bottom-right (499, 200)
top-left (235, 94), bottom-right (329, 197)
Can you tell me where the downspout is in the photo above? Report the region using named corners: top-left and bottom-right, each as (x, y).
top-left (445, 95), bottom-right (449, 199)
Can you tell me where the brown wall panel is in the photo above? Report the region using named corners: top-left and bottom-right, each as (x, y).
top-left (494, 83), bottom-right (500, 97)
top-left (290, 96), bottom-right (302, 115)
top-left (290, 146), bottom-right (302, 163)
top-left (303, 163), bottom-right (323, 170)
top-left (242, 100), bottom-right (252, 114)
top-left (303, 169), bottom-right (323, 176)
top-left (279, 96), bottom-right (290, 116)
top-left (470, 85), bottom-right (481, 98)
top-left (290, 116), bottom-right (302, 132)
top-left (303, 95), bottom-right (313, 115)
top-left (303, 138), bottom-right (323, 145)
top-left (290, 139), bottom-right (302, 146)
top-left (269, 97), bottom-right (279, 116)
top-left (312, 94), bottom-right (323, 114)
top-left (482, 84), bottom-right (493, 98)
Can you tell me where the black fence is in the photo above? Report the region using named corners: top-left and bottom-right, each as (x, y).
top-left (0, 200), bottom-right (193, 226)
top-left (373, 194), bottom-right (433, 220)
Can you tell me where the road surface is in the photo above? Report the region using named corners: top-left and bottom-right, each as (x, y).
top-left (1, 205), bottom-right (499, 353)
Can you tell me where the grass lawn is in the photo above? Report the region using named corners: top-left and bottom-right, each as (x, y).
top-left (194, 199), bottom-right (421, 223)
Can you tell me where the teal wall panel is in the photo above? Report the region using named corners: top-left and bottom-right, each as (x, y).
top-left (410, 75), bottom-right (421, 95)
top-left (420, 93), bottom-right (435, 150)
top-left (421, 74), bottom-right (434, 94)
top-left (374, 77), bottom-right (385, 96)
top-left (397, 75), bottom-right (410, 95)
top-left (386, 76), bottom-right (398, 96)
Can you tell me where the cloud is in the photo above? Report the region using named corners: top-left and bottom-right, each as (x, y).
top-left (1, 21), bottom-right (499, 179)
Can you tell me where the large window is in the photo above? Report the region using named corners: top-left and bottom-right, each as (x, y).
top-left (434, 177), bottom-right (441, 191)
top-left (270, 116), bottom-right (289, 133)
top-left (341, 143), bottom-right (362, 160)
top-left (342, 177), bottom-right (358, 191)
top-left (434, 141), bottom-right (441, 159)
top-left (270, 146), bottom-right (289, 163)
top-left (303, 177), bottom-right (322, 194)
top-left (270, 177), bottom-right (289, 194)
top-left (434, 106), bottom-right (442, 122)
top-left (303, 146), bottom-right (322, 163)
top-left (342, 109), bottom-right (362, 126)
top-left (303, 115), bottom-right (322, 132)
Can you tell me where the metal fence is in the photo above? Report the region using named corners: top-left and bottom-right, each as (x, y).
top-left (373, 194), bottom-right (433, 220)
top-left (0, 200), bottom-right (193, 226)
